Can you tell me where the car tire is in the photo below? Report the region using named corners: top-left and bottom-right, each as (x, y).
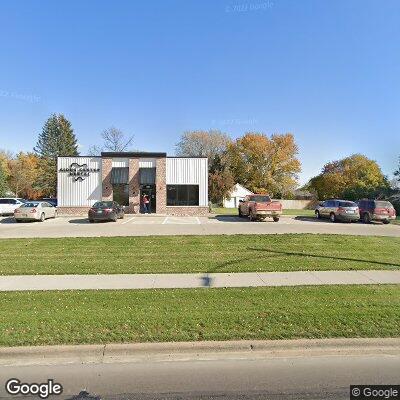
top-left (316, 211), bottom-right (321, 219)
top-left (273, 216), bottom-right (280, 222)
top-left (329, 213), bottom-right (336, 223)
top-left (40, 213), bottom-right (45, 222)
top-left (383, 220), bottom-right (390, 225)
top-left (249, 211), bottom-right (257, 222)
top-left (15, 219), bottom-right (22, 223)
top-left (238, 208), bottom-right (243, 217)
top-left (363, 213), bottom-right (371, 224)
top-left (89, 219), bottom-right (94, 223)
top-left (112, 214), bottom-right (118, 222)
top-left (53, 210), bottom-right (57, 219)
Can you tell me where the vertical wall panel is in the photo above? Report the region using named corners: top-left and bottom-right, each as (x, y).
top-left (166, 158), bottom-right (208, 206)
top-left (57, 157), bottom-right (102, 207)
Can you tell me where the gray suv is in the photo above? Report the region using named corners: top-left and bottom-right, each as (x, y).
top-left (315, 199), bottom-right (360, 222)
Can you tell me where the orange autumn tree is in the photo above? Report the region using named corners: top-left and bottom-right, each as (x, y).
top-left (227, 133), bottom-right (301, 197)
top-left (8, 152), bottom-right (43, 199)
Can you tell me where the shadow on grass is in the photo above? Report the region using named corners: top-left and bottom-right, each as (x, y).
top-left (200, 246), bottom-right (400, 286)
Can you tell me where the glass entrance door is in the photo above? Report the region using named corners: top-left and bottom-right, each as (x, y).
top-left (140, 185), bottom-right (156, 213)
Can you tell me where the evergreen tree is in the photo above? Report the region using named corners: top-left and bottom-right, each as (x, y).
top-left (0, 163), bottom-right (8, 197)
top-left (34, 114), bottom-right (79, 196)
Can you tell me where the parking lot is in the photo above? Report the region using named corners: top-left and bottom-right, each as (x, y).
top-left (0, 214), bottom-right (399, 238)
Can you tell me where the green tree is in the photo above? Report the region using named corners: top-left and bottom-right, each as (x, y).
top-left (395, 157), bottom-right (400, 182)
top-left (0, 163), bottom-right (8, 196)
top-left (307, 154), bottom-right (390, 200)
top-left (208, 154), bottom-right (235, 205)
top-left (34, 114), bottom-right (79, 196)
top-left (226, 133), bottom-right (301, 197)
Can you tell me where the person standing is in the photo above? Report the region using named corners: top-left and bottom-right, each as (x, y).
top-left (143, 194), bottom-right (150, 214)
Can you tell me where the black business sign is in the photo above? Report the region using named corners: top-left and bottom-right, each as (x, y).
top-left (59, 163), bottom-right (100, 181)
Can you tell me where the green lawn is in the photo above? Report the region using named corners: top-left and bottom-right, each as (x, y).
top-left (211, 207), bottom-right (315, 217)
top-left (0, 234), bottom-right (399, 275)
top-left (1, 285), bottom-right (398, 346)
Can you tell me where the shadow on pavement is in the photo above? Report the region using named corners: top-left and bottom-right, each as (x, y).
top-left (68, 218), bottom-right (94, 224)
top-left (0, 217), bottom-right (17, 224)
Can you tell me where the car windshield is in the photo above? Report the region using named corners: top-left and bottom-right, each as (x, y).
top-left (375, 201), bottom-right (392, 208)
top-left (93, 201), bottom-right (114, 208)
top-left (251, 195), bottom-right (271, 202)
top-left (22, 202), bottom-right (40, 208)
top-left (339, 201), bottom-right (357, 207)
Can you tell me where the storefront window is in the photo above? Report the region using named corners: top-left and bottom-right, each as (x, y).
top-left (113, 184), bottom-right (129, 206)
top-left (167, 185), bottom-right (199, 206)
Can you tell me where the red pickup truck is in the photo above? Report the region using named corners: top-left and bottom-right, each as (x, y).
top-left (238, 194), bottom-right (283, 222)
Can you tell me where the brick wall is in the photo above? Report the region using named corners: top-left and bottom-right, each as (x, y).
top-left (128, 158), bottom-right (140, 214)
top-left (156, 158), bottom-right (166, 214)
top-left (57, 207), bottom-right (91, 216)
top-left (101, 158), bottom-right (113, 200)
top-left (166, 206), bottom-right (209, 216)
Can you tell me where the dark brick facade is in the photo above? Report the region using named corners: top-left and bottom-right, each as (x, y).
top-left (101, 158), bottom-right (113, 201)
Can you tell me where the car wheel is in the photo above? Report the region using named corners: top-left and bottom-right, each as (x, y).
top-left (238, 208), bottom-right (243, 217)
top-left (249, 211), bottom-right (256, 222)
top-left (112, 214), bottom-right (118, 222)
top-left (273, 216), bottom-right (280, 222)
top-left (15, 219), bottom-right (22, 223)
top-left (40, 213), bottom-right (45, 222)
top-left (316, 211), bottom-right (321, 219)
top-left (329, 213), bottom-right (336, 223)
top-left (383, 219), bottom-right (390, 225)
top-left (89, 219), bottom-right (94, 223)
top-left (53, 210), bottom-right (57, 218)
top-left (363, 213), bottom-right (371, 224)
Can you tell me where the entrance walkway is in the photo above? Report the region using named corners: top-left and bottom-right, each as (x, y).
top-left (0, 270), bottom-right (399, 291)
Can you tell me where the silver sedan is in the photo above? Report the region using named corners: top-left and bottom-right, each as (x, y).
top-left (14, 201), bottom-right (57, 222)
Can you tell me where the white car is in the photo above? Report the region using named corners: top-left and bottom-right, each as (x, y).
top-left (0, 198), bottom-right (27, 216)
top-left (14, 201), bottom-right (57, 222)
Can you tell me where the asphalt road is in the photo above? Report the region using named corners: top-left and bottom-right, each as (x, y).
top-left (0, 353), bottom-right (398, 399)
top-left (0, 214), bottom-right (399, 238)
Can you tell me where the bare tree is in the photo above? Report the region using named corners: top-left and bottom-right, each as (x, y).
top-left (175, 130), bottom-right (232, 161)
top-left (88, 127), bottom-right (134, 155)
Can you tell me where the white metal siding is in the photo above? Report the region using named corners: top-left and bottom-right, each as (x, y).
top-left (166, 158), bottom-right (208, 206)
top-left (139, 158), bottom-right (156, 168)
top-left (57, 157), bottom-right (102, 207)
top-left (112, 158), bottom-right (129, 168)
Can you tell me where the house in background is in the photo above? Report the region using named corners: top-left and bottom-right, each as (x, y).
top-left (223, 183), bottom-right (253, 208)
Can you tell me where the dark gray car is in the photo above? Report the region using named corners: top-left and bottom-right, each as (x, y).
top-left (88, 201), bottom-right (125, 222)
top-left (315, 199), bottom-right (360, 222)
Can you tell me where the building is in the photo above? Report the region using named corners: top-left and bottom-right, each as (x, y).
top-left (57, 152), bottom-right (208, 215)
top-left (223, 183), bottom-right (253, 208)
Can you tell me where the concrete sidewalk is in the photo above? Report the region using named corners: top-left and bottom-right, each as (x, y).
top-left (0, 270), bottom-right (399, 291)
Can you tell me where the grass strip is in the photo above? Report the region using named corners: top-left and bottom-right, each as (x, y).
top-left (0, 234), bottom-right (399, 275)
top-left (0, 285), bottom-right (399, 346)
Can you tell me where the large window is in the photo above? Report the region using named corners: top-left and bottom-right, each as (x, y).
top-left (167, 185), bottom-right (199, 206)
top-left (113, 184), bottom-right (129, 206)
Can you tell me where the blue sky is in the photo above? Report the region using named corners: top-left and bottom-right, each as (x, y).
top-left (0, 0), bottom-right (399, 184)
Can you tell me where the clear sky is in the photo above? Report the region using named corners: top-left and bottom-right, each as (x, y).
top-left (0, 0), bottom-right (399, 184)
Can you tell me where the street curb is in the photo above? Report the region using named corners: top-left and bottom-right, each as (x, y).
top-left (1, 338), bottom-right (399, 366)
